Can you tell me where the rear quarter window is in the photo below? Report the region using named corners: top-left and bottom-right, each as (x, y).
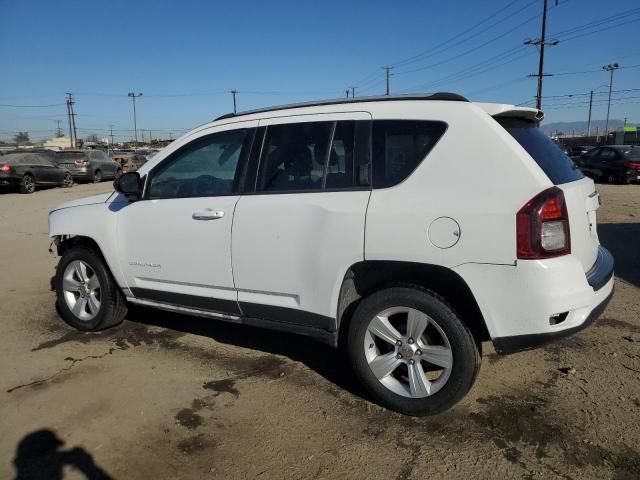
top-left (497, 118), bottom-right (583, 185)
top-left (372, 120), bottom-right (447, 188)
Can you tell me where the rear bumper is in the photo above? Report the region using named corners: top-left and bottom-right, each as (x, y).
top-left (68, 169), bottom-right (93, 181)
top-left (0, 174), bottom-right (20, 186)
top-left (492, 284), bottom-right (613, 354)
top-left (454, 246), bottom-right (615, 355)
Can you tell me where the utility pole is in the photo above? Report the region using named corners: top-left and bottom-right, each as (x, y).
top-left (55, 120), bottom-right (62, 137)
top-left (109, 125), bottom-right (115, 146)
top-left (230, 90), bottom-right (238, 113)
top-left (587, 90), bottom-right (594, 137)
top-left (345, 89), bottom-right (350, 98)
top-left (128, 92), bottom-right (143, 143)
top-left (350, 86), bottom-right (357, 98)
top-left (148, 130), bottom-right (152, 143)
top-left (384, 66), bottom-right (392, 95)
top-left (65, 93), bottom-right (75, 148)
top-left (603, 63), bottom-right (619, 141)
top-left (525, 0), bottom-right (558, 110)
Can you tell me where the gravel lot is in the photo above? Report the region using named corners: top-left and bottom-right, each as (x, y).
top-left (1, 182), bottom-right (639, 479)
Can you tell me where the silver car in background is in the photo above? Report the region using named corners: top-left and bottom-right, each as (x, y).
top-left (55, 150), bottom-right (122, 183)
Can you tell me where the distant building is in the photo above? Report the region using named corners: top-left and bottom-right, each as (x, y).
top-left (43, 136), bottom-right (72, 150)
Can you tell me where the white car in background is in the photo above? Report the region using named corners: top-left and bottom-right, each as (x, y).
top-left (48, 93), bottom-right (614, 415)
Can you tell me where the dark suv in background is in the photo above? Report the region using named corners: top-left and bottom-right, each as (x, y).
top-left (55, 150), bottom-right (122, 183)
top-left (577, 145), bottom-right (640, 184)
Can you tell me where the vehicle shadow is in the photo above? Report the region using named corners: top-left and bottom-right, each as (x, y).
top-left (13, 429), bottom-right (112, 480)
top-left (127, 306), bottom-right (370, 401)
top-left (598, 222), bottom-right (640, 288)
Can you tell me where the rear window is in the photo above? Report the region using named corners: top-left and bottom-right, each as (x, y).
top-left (498, 118), bottom-right (583, 184)
top-left (56, 151), bottom-right (85, 160)
top-left (619, 148), bottom-right (640, 160)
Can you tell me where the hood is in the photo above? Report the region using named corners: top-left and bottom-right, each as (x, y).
top-left (50, 192), bottom-right (115, 213)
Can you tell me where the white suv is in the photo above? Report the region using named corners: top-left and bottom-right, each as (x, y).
top-left (49, 94), bottom-right (614, 415)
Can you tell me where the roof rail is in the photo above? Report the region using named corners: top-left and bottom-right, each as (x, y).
top-left (213, 92), bottom-right (469, 121)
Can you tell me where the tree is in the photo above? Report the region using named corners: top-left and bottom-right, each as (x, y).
top-left (14, 132), bottom-right (30, 144)
top-left (85, 133), bottom-right (99, 142)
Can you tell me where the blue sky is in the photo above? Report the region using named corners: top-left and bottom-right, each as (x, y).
top-left (1, 0), bottom-right (639, 142)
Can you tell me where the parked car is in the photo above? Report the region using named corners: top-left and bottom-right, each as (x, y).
top-left (577, 145), bottom-right (640, 184)
top-left (48, 93), bottom-right (614, 416)
top-left (566, 145), bottom-right (593, 160)
top-left (112, 149), bottom-right (135, 167)
top-left (122, 153), bottom-right (149, 173)
top-left (0, 152), bottom-right (73, 193)
top-left (55, 150), bottom-right (122, 183)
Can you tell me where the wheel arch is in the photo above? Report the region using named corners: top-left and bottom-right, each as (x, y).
top-left (336, 261), bottom-right (490, 346)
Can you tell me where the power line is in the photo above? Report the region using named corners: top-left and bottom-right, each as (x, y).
top-left (0, 103), bottom-right (65, 108)
top-left (551, 7), bottom-right (640, 38)
top-left (391, 0), bottom-right (536, 69)
top-left (393, 10), bottom-right (542, 77)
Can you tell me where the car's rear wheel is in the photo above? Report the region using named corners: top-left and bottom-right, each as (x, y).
top-left (605, 172), bottom-right (618, 184)
top-left (20, 174), bottom-right (35, 194)
top-left (93, 170), bottom-right (103, 183)
top-left (55, 245), bottom-right (127, 331)
top-left (62, 172), bottom-right (73, 188)
top-left (348, 286), bottom-right (480, 416)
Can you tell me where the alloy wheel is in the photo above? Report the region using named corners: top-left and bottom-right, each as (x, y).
top-left (63, 173), bottom-right (73, 187)
top-left (24, 175), bottom-right (35, 193)
top-left (364, 306), bottom-right (453, 398)
top-left (62, 260), bottom-right (101, 321)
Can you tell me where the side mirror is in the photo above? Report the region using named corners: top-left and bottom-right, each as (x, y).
top-left (114, 172), bottom-right (142, 201)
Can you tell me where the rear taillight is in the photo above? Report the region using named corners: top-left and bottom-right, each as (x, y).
top-left (74, 159), bottom-right (87, 166)
top-left (625, 162), bottom-right (640, 169)
top-left (517, 187), bottom-right (570, 259)
top-left (0, 164), bottom-right (11, 173)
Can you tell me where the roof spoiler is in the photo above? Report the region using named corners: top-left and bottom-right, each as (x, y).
top-left (475, 103), bottom-right (544, 122)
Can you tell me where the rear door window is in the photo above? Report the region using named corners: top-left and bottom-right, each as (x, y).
top-left (371, 120), bottom-right (447, 188)
top-left (497, 118), bottom-right (583, 185)
top-left (257, 122), bottom-right (332, 192)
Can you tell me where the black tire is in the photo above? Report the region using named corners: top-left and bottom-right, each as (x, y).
top-left (62, 172), bottom-right (74, 188)
top-left (93, 170), bottom-right (103, 183)
top-left (605, 172), bottom-right (618, 185)
top-left (348, 286), bottom-right (480, 416)
top-left (19, 174), bottom-right (35, 194)
top-left (55, 245), bottom-right (127, 331)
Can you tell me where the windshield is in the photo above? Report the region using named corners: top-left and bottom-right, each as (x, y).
top-left (497, 118), bottom-right (583, 185)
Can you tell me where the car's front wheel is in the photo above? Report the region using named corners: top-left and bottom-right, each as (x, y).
top-left (93, 170), bottom-right (103, 183)
top-left (348, 287), bottom-right (480, 416)
top-left (55, 245), bottom-right (127, 331)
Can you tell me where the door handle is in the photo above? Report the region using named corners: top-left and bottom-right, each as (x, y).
top-left (192, 209), bottom-right (225, 220)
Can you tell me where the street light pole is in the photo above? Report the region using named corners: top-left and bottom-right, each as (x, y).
top-left (128, 92), bottom-right (143, 143)
top-left (602, 63), bottom-right (619, 141)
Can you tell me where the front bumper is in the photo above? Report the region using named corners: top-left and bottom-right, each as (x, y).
top-left (454, 246), bottom-right (615, 355)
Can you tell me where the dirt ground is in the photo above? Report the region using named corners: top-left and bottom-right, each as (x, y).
top-left (1, 181), bottom-right (639, 480)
